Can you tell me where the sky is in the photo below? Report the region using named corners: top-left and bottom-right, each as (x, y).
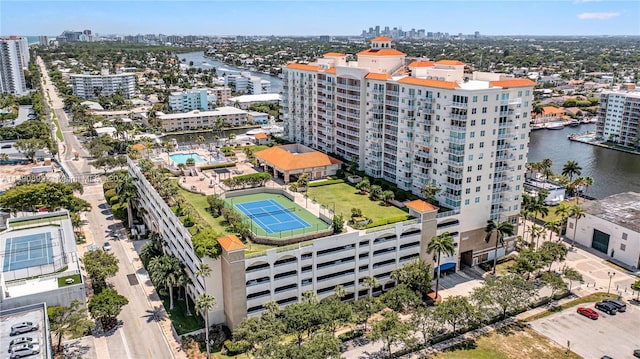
top-left (1, 0), bottom-right (639, 37)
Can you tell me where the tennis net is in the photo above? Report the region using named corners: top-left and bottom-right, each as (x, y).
top-left (244, 207), bottom-right (296, 218)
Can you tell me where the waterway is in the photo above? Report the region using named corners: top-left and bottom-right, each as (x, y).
top-left (179, 51), bottom-right (283, 93)
top-left (527, 123), bottom-right (640, 199)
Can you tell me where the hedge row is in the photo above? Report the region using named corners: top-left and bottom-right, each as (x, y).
top-left (200, 162), bottom-right (236, 171)
top-left (308, 179), bottom-right (345, 187)
top-left (366, 215), bottom-right (411, 229)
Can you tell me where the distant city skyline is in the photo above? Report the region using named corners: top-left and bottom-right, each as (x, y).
top-left (1, 1), bottom-right (639, 37)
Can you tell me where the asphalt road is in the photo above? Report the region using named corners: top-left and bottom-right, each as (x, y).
top-left (529, 302), bottom-right (640, 359)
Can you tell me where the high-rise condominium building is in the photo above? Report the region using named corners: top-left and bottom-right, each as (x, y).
top-left (282, 37), bottom-right (535, 255)
top-left (69, 72), bottom-right (136, 99)
top-left (0, 36), bottom-right (29, 96)
top-left (596, 90), bottom-right (640, 147)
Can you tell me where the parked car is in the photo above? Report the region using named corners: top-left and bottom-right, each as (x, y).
top-left (576, 307), bottom-right (599, 319)
top-left (9, 343), bottom-right (40, 358)
top-left (603, 298), bottom-right (627, 312)
top-left (634, 349), bottom-right (640, 358)
top-left (8, 337), bottom-right (37, 350)
top-left (102, 242), bottom-right (111, 251)
top-left (10, 322), bottom-right (38, 336)
top-left (595, 301), bottom-right (617, 315)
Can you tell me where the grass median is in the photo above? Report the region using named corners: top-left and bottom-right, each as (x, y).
top-left (524, 292), bottom-right (616, 322)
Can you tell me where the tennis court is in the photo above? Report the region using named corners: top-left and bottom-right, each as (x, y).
top-left (3, 232), bottom-right (55, 272)
top-left (236, 199), bottom-right (310, 234)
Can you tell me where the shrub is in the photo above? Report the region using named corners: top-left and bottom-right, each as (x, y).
top-left (182, 216), bottom-right (195, 227)
top-left (223, 340), bottom-right (244, 356)
top-left (104, 189), bottom-right (117, 201)
top-left (109, 195), bottom-right (120, 206)
top-left (308, 179), bottom-right (345, 187)
top-left (111, 203), bottom-right (127, 221)
top-left (199, 162), bottom-right (236, 171)
top-left (365, 215), bottom-right (411, 228)
top-left (103, 182), bottom-right (117, 191)
top-left (338, 330), bottom-right (363, 342)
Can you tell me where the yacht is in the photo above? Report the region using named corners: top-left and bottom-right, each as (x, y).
top-left (546, 122), bottom-right (565, 130)
top-left (568, 119), bottom-right (580, 127)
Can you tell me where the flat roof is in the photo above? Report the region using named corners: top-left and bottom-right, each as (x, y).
top-left (0, 303), bottom-right (51, 359)
top-left (581, 192), bottom-right (640, 233)
top-left (159, 106), bottom-right (246, 120)
top-left (228, 93), bottom-right (281, 103)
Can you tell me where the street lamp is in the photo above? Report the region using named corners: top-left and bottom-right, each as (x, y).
top-left (607, 271), bottom-right (616, 294)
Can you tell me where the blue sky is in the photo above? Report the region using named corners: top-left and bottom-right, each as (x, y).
top-left (1, 1), bottom-right (639, 36)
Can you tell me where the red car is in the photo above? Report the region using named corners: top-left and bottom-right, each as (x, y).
top-left (577, 307), bottom-right (599, 319)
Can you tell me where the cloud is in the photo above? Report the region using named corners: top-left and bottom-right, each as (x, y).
top-left (577, 12), bottom-right (621, 20)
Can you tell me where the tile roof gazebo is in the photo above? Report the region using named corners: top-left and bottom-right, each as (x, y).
top-left (254, 144), bottom-right (342, 184)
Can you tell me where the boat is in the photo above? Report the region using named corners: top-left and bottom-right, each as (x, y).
top-left (246, 121), bottom-right (285, 136)
top-left (568, 119), bottom-right (580, 127)
top-left (546, 122), bottom-right (564, 130)
top-left (581, 118), bottom-right (591, 124)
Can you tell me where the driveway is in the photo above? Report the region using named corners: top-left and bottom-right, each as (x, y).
top-left (529, 302), bottom-right (640, 359)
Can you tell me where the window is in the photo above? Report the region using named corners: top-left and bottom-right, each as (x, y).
top-left (620, 243), bottom-right (626, 251)
top-left (471, 120), bottom-right (476, 126)
top-left (466, 177), bottom-right (472, 183)
top-left (479, 142), bottom-right (484, 148)
top-left (467, 166), bottom-right (473, 172)
top-left (469, 143), bottom-right (474, 149)
top-left (476, 175), bottom-right (482, 181)
top-left (483, 95), bottom-right (488, 101)
top-left (468, 154), bottom-right (473, 161)
top-left (477, 164), bottom-right (483, 171)
top-left (472, 108), bottom-right (477, 114)
top-left (466, 188), bottom-right (471, 194)
top-left (465, 199), bottom-right (470, 205)
top-left (470, 132), bottom-right (475, 138)
top-left (480, 130), bottom-right (486, 137)
top-left (482, 107), bottom-right (487, 113)
top-left (473, 96), bottom-right (478, 102)
top-left (476, 186), bottom-right (481, 192)
top-left (622, 233), bottom-right (628, 240)
top-left (475, 197), bottom-right (480, 203)
top-left (481, 119), bottom-right (486, 125)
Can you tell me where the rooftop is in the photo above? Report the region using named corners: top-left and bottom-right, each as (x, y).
top-left (255, 144), bottom-right (342, 171)
top-left (228, 93), bottom-right (281, 103)
top-left (158, 106), bottom-right (246, 120)
top-left (581, 192), bottom-right (640, 233)
top-left (217, 234), bottom-right (246, 252)
top-left (0, 302), bottom-right (52, 359)
top-left (405, 200), bottom-right (439, 213)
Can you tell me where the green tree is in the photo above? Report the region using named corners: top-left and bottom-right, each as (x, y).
top-left (471, 274), bottom-right (537, 319)
top-left (115, 175), bottom-right (137, 227)
top-left (190, 228), bottom-right (222, 258)
top-left (195, 262), bottom-right (211, 292)
top-left (427, 231), bottom-right (455, 300)
top-left (195, 293), bottom-right (217, 359)
top-left (421, 183), bottom-right (441, 202)
top-left (410, 306), bottom-right (441, 347)
top-left (568, 205), bottom-right (586, 248)
top-left (367, 310), bottom-right (411, 356)
top-left (333, 284), bottom-right (346, 300)
top-left (362, 276), bottom-right (379, 297)
top-left (562, 266), bottom-right (583, 292)
top-left (319, 295), bottom-right (352, 334)
top-left (630, 279), bottom-right (640, 301)
top-left (140, 231), bottom-right (165, 267)
top-left (539, 241), bottom-right (569, 271)
top-left (48, 300), bottom-right (94, 352)
top-left (510, 248), bottom-right (544, 279)
top-left (541, 272), bottom-right (568, 298)
top-left (368, 184), bottom-right (382, 201)
top-left (332, 213), bottom-right (344, 234)
top-left (380, 190), bottom-right (395, 205)
top-left (88, 288), bottom-right (129, 328)
top-left (382, 283), bottom-right (422, 313)
top-left (148, 255), bottom-right (182, 310)
top-left (83, 249), bottom-right (119, 288)
top-left (14, 138), bottom-right (46, 162)
top-left (390, 259), bottom-right (433, 295)
top-left (484, 220), bottom-right (515, 275)
top-left (0, 182), bottom-right (90, 212)
top-left (352, 296), bottom-right (383, 332)
top-left (232, 316), bottom-right (281, 356)
top-left (355, 177), bottom-right (370, 194)
top-left (562, 160), bottom-right (582, 181)
top-left (544, 218), bottom-right (563, 242)
top-left (529, 224), bottom-right (546, 249)
top-left (434, 295), bottom-right (477, 335)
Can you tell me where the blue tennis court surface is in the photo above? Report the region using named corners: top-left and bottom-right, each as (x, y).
top-left (236, 199), bottom-right (311, 234)
top-left (3, 232), bottom-right (54, 272)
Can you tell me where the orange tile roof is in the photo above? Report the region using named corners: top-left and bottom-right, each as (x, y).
top-left (405, 200), bottom-right (439, 212)
top-left (409, 61), bottom-right (436, 68)
top-left (255, 146), bottom-right (342, 171)
top-left (286, 63), bottom-right (322, 72)
top-left (132, 143), bottom-right (146, 151)
top-left (365, 72), bottom-right (392, 81)
top-left (542, 106), bottom-right (565, 115)
top-left (357, 49), bottom-right (406, 57)
top-left (325, 67), bottom-right (337, 74)
top-left (436, 60), bottom-right (465, 66)
top-left (324, 52), bottom-right (345, 57)
top-left (398, 77), bottom-right (460, 89)
top-left (217, 234), bottom-right (246, 251)
top-left (371, 36), bottom-right (392, 41)
top-left (489, 79), bottom-right (536, 88)
top-left (254, 132), bottom-right (268, 139)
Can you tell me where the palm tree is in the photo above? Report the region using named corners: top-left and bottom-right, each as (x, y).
top-left (195, 263), bottom-right (212, 292)
top-left (427, 232), bottom-right (455, 300)
top-left (569, 205), bottom-right (586, 248)
top-left (333, 284), bottom-right (346, 300)
top-left (195, 135), bottom-right (206, 149)
top-left (581, 176), bottom-right (594, 198)
top-left (362, 276), bottom-right (379, 297)
top-left (380, 190), bottom-right (395, 205)
top-left (562, 160), bottom-right (582, 181)
top-left (421, 183), bottom-right (441, 202)
top-left (0, 153), bottom-right (9, 163)
top-left (301, 290), bottom-right (318, 304)
top-left (176, 267), bottom-right (192, 316)
top-left (529, 195), bottom-right (549, 222)
top-left (529, 224), bottom-right (545, 249)
top-left (540, 158), bottom-right (553, 180)
top-left (544, 218), bottom-right (562, 242)
top-left (484, 220), bottom-right (515, 275)
top-left (555, 202), bottom-right (571, 236)
top-left (116, 176), bottom-right (137, 228)
top-left (148, 255), bottom-right (181, 310)
top-left (195, 293), bottom-right (217, 359)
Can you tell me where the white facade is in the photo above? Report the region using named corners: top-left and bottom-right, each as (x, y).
top-left (225, 72), bottom-right (271, 95)
top-left (70, 73), bottom-right (136, 99)
top-left (0, 36), bottom-right (28, 95)
top-left (568, 192), bottom-right (640, 270)
top-left (158, 106), bottom-right (248, 131)
top-left (596, 90), bottom-right (640, 147)
top-left (281, 39), bottom-right (535, 243)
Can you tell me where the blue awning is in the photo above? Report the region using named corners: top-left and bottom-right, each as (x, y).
top-left (437, 262), bottom-right (456, 271)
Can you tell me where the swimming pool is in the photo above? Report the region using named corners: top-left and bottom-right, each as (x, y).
top-left (169, 153), bottom-right (207, 164)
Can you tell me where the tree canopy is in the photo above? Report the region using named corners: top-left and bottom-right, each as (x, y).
top-left (0, 182), bottom-right (90, 212)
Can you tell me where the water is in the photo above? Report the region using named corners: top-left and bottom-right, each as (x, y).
top-left (527, 123), bottom-right (640, 199)
top-left (169, 153), bottom-right (207, 164)
top-left (179, 51), bottom-right (283, 93)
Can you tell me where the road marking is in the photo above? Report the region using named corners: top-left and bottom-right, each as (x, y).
top-left (119, 327), bottom-right (133, 359)
top-left (148, 347), bottom-right (153, 358)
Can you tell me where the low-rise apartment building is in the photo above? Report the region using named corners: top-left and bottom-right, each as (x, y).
top-left (158, 106), bottom-right (248, 132)
top-left (596, 90), bottom-right (640, 147)
top-left (169, 89), bottom-right (209, 112)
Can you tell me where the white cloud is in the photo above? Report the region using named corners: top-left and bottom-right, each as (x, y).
top-left (577, 12), bottom-right (621, 20)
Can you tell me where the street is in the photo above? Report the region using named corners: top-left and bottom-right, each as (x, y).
top-left (36, 57), bottom-right (179, 359)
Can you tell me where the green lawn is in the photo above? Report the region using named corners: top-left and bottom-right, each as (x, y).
top-left (307, 183), bottom-right (410, 225)
top-left (159, 294), bottom-right (204, 335)
top-left (178, 188), bottom-right (228, 235)
top-left (52, 111), bottom-right (64, 141)
top-left (436, 324), bottom-right (580, 359)
top-left (524, 292), bottom-right (616, 322)
top-left (57, 274), bottom-right (82, 287)
top-left (534, 198), bottom-right (587, 223)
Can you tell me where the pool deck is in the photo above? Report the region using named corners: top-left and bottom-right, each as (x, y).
top-left (568, 133), bottom-right (640, 156)
top-left (156, 146), bottom-right (228, 167)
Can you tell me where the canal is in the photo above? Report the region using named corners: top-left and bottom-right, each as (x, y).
top-left (527, 124), bottom-right (640, 199)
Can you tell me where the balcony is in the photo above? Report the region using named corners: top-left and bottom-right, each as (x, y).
top-left (443, 170), bottom-right (464, 179)
top-left (449, 101), bottom-right (468, 108)
top-left (449, 113), bottom-right (468, 121)
top-left (447, 136), bottom-right (467, 145)
top-left (441, 192), bottom-right (462, 201)
top-left (443, 147), bottom-right (465, 156)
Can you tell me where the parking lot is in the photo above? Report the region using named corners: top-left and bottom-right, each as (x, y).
top-left (529, 302), bottom-right (640, 359)
top-left (0, 307), bottom-right (45, 359)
